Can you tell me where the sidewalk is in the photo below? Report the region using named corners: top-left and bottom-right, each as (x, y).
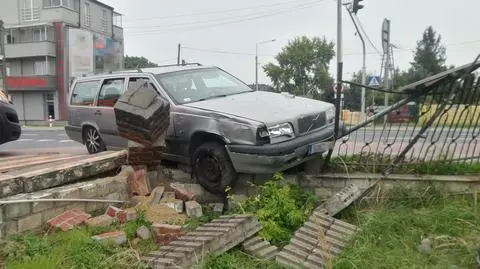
top-left (21, 126), bottom-right (65, 131)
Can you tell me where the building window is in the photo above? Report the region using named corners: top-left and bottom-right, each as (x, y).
top-left (84, 3), bottom-right (91, 27)
top-left (22, 0), bottom-right (38, 22)
top-left (43, 0), bottom-right (79, 11)
top-left (33, 29), bottom-right (46, 42)
top-left (43, 0), bottom-right (61, 7)
top-left (34, 61), bottom-right (47, 75)
top-left (102, 10), bottom-right (108, 33)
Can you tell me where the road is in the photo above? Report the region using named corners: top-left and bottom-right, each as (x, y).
top-left (0, 127), bottom-right (86, 155)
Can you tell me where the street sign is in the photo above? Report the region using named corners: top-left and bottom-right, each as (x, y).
top-left (368, 76), bottom-right (381, 86)
top-left (381, 18), bottom-right (390, 55)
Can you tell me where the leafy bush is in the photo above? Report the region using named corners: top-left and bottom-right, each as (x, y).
top-left (240, 173), bottom-right (318, 246)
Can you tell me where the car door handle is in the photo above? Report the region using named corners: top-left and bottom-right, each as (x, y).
top-left (94, 110), bottom-right (102, 116)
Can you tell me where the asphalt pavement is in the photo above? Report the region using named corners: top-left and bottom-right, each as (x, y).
top-left (0, 127), bottom-right (87, 155)
top-left (0, 126), bottom-right (475, 156)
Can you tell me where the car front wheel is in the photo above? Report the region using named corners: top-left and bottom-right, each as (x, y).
top-left (192, 142), bottom-right (238, 195)
top-left (83, 127), bottom-right (106, 154)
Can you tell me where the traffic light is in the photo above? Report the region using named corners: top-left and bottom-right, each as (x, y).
top-left (352, 0), bottom-right (364, 14)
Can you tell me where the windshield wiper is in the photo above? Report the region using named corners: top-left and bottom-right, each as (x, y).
top-left (198, 94), bottom-right (227, 101)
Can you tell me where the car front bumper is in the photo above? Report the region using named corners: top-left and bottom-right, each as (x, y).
top-left (226, 123), bottom-right (343, 174)
top-left (0, 103), bottom-right (21, 144)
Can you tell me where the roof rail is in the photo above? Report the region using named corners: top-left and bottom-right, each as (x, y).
top-left (153, 62), bottom-right (203, 68)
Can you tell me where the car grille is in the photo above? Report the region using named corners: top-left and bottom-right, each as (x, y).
top-left (297, 112), bottom-right (327, 134)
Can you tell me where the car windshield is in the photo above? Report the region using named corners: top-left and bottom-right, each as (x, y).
top-left (154, 67), bottom-right (254, 104)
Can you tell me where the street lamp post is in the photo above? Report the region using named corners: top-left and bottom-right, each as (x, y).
top-left (255, 39), bottom-right (275, 91)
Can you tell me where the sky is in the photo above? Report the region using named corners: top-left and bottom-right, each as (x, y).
top-left (102, 0), bottom-right (480, 86)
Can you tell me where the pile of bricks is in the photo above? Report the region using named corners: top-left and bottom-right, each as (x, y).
top-left (47, 205), bottom-right (138, 232)
top-left (138, 183), bottom-right (206, 219)
top-left (113, 79), bottom-right (170, 166)
top-left (142, 214), bottom-right (262, 269)
top-left (275, 210), bottom-right (359, 268)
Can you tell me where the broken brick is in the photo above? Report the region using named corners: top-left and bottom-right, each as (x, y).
top-left (151, 223), bottom-right (183, 235)
top-left (161, 199), bottom-right (184, 213)
top-left (47, 209), bottom-right (91, 231)
top-left (170, 183), bottom-right (196, 201)
top-left (162, 191), bottom-right (176, 200)
top-left (117, 208), bottom-right (138, 223)
top-left (152, 224), bottom-right (184, 244)
top-left (105, 206), bottom-right (124, 218)
top-left (150, 186), bottom-right (165, 204)
top-left (84, 215), bottom-right (114, 228)
top-left (185, 201), bottom-right (203, 218)
top-left (92, 231), bottom-right (127, 245)
top-left (127, 167), bottom-right (151, 196)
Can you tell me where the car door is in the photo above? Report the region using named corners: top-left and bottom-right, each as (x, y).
top-left (95, 77), bottom-right (126, 147)
top-left (69, 79), bottom-right (102, 132)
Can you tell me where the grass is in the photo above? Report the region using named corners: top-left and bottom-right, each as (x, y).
top-left (329, 153), bottom-right (480, 176)
top-left (333, 185), bottom-right (480, 269)
top-left (1, 212), bottom-right (157, 269)
top-left (199, 249), bottom-right (285, 269)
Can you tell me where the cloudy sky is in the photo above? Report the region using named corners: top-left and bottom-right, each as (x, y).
top-left (102, 0), bottom-right (480, 85)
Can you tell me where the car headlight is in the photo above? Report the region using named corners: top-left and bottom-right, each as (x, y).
top-left (268, 123), bottom-right (294, 138)
top-left (326, 107), bottom-right (335, 122)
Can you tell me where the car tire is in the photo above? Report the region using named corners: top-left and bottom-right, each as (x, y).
top-left (83, 127), bottom-right (106, 154)
top-left (192, 142), bottom-right (238, 195)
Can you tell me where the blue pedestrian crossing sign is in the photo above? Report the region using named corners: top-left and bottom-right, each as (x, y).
top-left (368, 76), bottom-right (381, 86)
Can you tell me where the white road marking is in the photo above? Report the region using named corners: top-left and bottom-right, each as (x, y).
top-left (58, 134), bottom-right (67, 136)
top-left (58, 140), bottom-right (74, 143)
top-left (22, 133), bottom-right (39, 136)
top-left (17, 138), bottom-right (34, 142)
top-left (37, 139), bottom-right (55, 142)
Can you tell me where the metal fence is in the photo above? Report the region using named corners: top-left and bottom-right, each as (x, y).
top-left (323, 55), bottom-right (480, 175)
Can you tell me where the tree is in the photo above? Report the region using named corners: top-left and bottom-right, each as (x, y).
top-left (263, 36), bottom-right (335, 101)
top-left (409, 26), bottom-right (447, 81)
top-left (124, 55), bottom-right (158, 69)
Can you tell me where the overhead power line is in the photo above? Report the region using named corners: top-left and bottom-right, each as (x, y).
top-left (126, 1), bottom-right (328, 35)
top-left (124, 0), bottom-right (318, 23)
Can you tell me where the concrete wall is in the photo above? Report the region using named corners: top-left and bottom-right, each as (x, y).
top-left (0, 0), bottom-right (20, 25)
top-left (80, 0), bottom-right (113, 37)
top-left (0, 175), bottom-right (129, 238)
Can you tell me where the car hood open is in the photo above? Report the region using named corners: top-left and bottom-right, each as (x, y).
top-left (182, 91), bottom-right (334, 125)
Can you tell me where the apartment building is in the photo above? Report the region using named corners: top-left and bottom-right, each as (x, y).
top-left (0, 0), bottom-right (124, 124)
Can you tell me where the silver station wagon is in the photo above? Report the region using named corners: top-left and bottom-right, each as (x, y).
top-left (65, 64), bottom-right (338, 194)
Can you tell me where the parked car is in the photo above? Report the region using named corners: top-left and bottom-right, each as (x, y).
top-left (0, 88), bottom-right (21, 145)
top-left (65, 64), bottom-right (340, 194)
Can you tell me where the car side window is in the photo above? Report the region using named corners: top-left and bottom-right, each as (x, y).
top-left (70, 80), bottom-right (100, 106)
top-left (97, 78), bottom-right (125, 107)
top-left (128, 77), bottom-right (164, 97)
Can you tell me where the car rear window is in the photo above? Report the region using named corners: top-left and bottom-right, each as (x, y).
top-left (71, 80), bottom-right (100, 106)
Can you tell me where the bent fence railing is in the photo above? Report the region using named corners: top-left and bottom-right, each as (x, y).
top-left (322, 55), bottom-right (480, 175)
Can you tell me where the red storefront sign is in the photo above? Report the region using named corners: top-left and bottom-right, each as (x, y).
top-left (5, 76), bottom-right (48, 88)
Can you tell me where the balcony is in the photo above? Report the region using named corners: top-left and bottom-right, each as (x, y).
top-left (5, 75), bottom-right (57, 92)
top-left (5, 42), bottom-right (56, 58)
top-left (4, 25), bottom-right (57, 58)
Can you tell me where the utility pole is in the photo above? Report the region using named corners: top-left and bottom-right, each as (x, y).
top-left (0, 20), bottom-right (6, 93)
top-left (333, 0), bottom-right (343, 139)
top-left (255, 39), bottom-right (275, 91)
top-left (177, 43), bottom-right (181, 65)
top-left (345, 4), bottom-right (366, 121)
top-left (381, 18), bottom-right (391, 123)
